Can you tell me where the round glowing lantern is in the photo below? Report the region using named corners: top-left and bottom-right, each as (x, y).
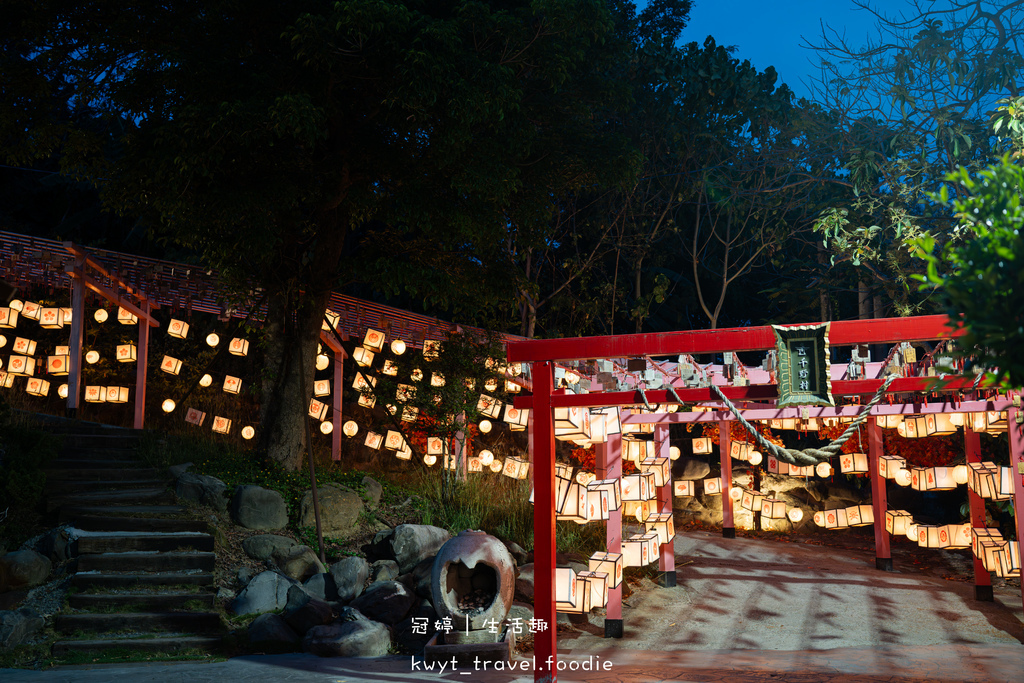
top-left (815, 461), bottom-right (832, 478)
top-left (489, 459), bottom-right (503, 473)
top-left (161, 398), bottom-right (176, 413)
top-left (199, 374), bottom-right (213, 387)
top-left (895, 468), bottom-right (912, 487)
top-left (391, 339), bottom-right (407, 355)
top-left (58, 383), bottom-right (69, 399)
top-left (669, 445), bottom-right (681, 460)
top-left (479, 420), bottom-right (492, 434)
top-left (316, 354), bottom-right (330, 371)
top-left (343, 420), bottom-right (359, 437)
top-left (952, 464), bottom-right (969, 485)
top-left (320, 421), bottom-right (334, 435)
top-left (788, 508), bottom-right (804, 523)
top-left (206, 332), bottom-right (220, 347)
top-left (424, 454), bottom-right (437, 466)
top-left (85, 350), bottom-right (100, 364)
top-left (93, 308), bottom-right (108, 323)
top-left (479, 450), bottom-right (494, 466)
top-left (748, 451), bottom-right (763, 466)
top-left (730, 487), bottom-right (743, 501)
top-left (241, 426), bottom-right (255, 440)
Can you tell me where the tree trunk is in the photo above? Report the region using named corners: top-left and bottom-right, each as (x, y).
top-left (817, 244), bottom-right (832, 321)
top-left (858, 280), bottom-right (871, 320)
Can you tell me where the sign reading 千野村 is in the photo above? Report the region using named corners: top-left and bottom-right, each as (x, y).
top-left (773, 322), bottom-right (834, 408)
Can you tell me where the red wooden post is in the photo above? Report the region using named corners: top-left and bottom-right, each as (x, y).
top-left (598, 428), bottom-right (623, 638)
top-left (332, 350), bottom-right (343, 461)
top-left (964, 425), bottom-right (992, 600)
top-left (1008, 407), bottom-right (1024, 616)
top-left (527, 410), bottom-right (535, 489)
top-left (719, 421), bottom-right (735, 538)
top-left (66, 256), bottom-right (86, 418)
top-left (133, 301), bottom-right (150, 429)
top-left (655, 424), bottom-right (676, 586)
top-left (867, 417), bottom-right (891, 570)
top-left (531, 361), bottom-right (557, 683)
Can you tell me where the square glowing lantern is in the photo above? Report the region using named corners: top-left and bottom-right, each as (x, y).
top-left (557, 481), bottom-right (589, 523)
top-left (357, 393), bottom-right (376, 409)
top-left (554, 568), bottom-right (579, 612)
top-left (7, 355), bottom-right (35, 376)
top-left (973, 527), bottom-right (1003, 556)
top-left (645, 512), bottom-right (675, 545)
top-left (384, 430), bottom-right (404, 450)
top-left (442, 453), bottom-right (459, 471)
top-left (0, 307), bottom-right (18, 328)
top-left (967, 462), bottom-right (999, 498)
top-left (789, 464), bottom-right (815, 477)
top-left (26, 378), bottom-right (49, 397)
top-left (322, 309), bottom-right (339, 331)
top-left (401, 406), bottom-right (418, 422)
top-left (21, 302), bottom-right (41, 320)
top-left (885, 510), bottom-right (913, 535)
top-left (168, 318), bottom-right (189, 339)
top-left (918, 525), bottom-right (951, 549)
top-left (588, 479), bottom-right (621, 511)
top-left (12, 337), bottom-right (37, 355)
top-left (765, 454), bottom-right (790, 475)
top-left (580, 570), bottom-right (609, 609)
top-left (351, 346), bottom-right (375, 367)
top-left (504, 405), bottom-right (529, 430)
top-left (921, 466), bottom-right (958, 491)
top-left (702, 477), bottom-right (722, 496)
top-left (692, 437), bottom-right (712, 455)
top-left (0, 371), bottom-right (14, 388)
top-left (223, 375), bottom-right (242, 395)
top-left (396, 446), bottom-right (413, 461)
top-left (839, 452), bottom-right (868, 474)
top-left (308, 399), bottom-right (328, 421)
top-left (673, 480), bottom-right (695, 497)
top-left (364, 431), bottom-right (383, 449)
top-left (554, 406), bottom-right (590, 441)
top-left (212, 416), bottom-right (232, 434)
top-left (352, 372), bottom-right (375, 391)
top-left (997, 466), bottom-right (1015, 500)
top-left (910, 468), bottom-right (928, 491)
top-left (85, 386), bottom-right (105, 403)
top-left (158, 355), bottom-right (182, 375)
top-left (105, 386), bottom-right (129, 403)
top-left (621, 534), bottom-right (652, 567)
top-left (878, 455), bottom-right (906, 479)
top-left (395, 383), bottom-right (416, 403)
top-left (228, 337), bottom-right (249, 356)
top-left (426, 437), bottom-right (448, 455)
top-left (596, 407), bottom-right (621, 435)
top-left (382, 360), bottom-right (398, 376)
top-left (760, 498), bottom-right (787, 519)
top-left (467, 457), bottom-right (483, 473)
top-left (624, 440), bottom-right (654, 463)
top-left (996, 541), bottom-right (1020, 578)
top-left (926, 413), bottom-right (958, 435)
top-left (116, 343), bottom-right (137, 362)
top-left (979, 539), bottom-right (1008, 572)
top-left (477, 394), bottom-right (502, 419)
top-left (47, 354), bottom-right (69, 375)
top-left (639, 457), bottom-right (671, 487)
top-left (504, 380), bottom-right (521, 393)
top-left (430, 372), bottom-right (445, 387)
top-left (423, 339), bottom-right (441, 359)
top-left (946, 523), bottom-right (971, 549)
top-left (39, 308), bottom-right (64, 329)
top-left (503, 456), bottom-right (530, 480)
top-left (730, 441), bottom-right (753, 461)
top-left (589, 551), bottom-right (623, 589)
top-left (622, 472), bottom-right (655, 501)
top-left (117, 306), bottom-right (138, 324)
top-left (61, 308), bottom-right (72, 324)
top-left (312, 379), bottom-right (330, 397)
top-left (740, 488), bottom-right (765, 512)
top-left (823, 508), bottom-right (848, 529)
top-left (363, 328), bottom-right (385, 353)
top-left (877, 414), bottom-right (902, 429)
top-left (845, 504), bottom-right (873, 527)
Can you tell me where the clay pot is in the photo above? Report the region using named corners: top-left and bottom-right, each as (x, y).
top-left (431, 530), bottom-right (515, 630)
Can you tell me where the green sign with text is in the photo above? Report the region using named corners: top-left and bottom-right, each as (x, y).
top-left (773, 323), bottom-right (834, 407)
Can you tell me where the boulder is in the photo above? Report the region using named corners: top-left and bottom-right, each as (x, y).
top-left (168, 462), bottom-right (193, 479)
top-left (300, 484), bottom-right (364, 539)
top-left (349, 580), bottom-right (417, 625)
top-left (230, 571), bottom-right (299, 615)
top-left (232, 486), bottom-right (289, 531)
top-left (369, 559), bottom-right (400, 584)
top-left (242, 535), bottom-right (298, 562)
top-left (515, 563), bottom-right (534, 602)
top-left (237, 566), bottom-right (255, 587)
top-left (361, 476), bottom-right (383, 508)
top-left (329, 556), bottom-right (369, 602)
top-left (175, 472), bottom-right (228, 511)
top-left (303, 619), bottom-right (391, 657)
top-left (363, 528), bottom-right (396, 563)
top-left (35, 527), bottom-right (71, 563)
top-left (282, 585), bottom-right (335, 636)
top-left (400, 556), bottom-right (436, 600)
top-left (0, 550), bottom-right (51, 591)
top-left (391, 524), bottom-right (450, 573)
top-left (393, 600), bottom-right (437, 654)
top-left (247, 613), bottom-right (301, 652)
top-left (676, 458), bottom-right (711, 481)
top-left (0, 609), bottom-right (44, 649)
top-left (274, 545), bottom-right (326, 582)
top-left (216, 587), bottom-right (236, 601)
top-left (504, 540), bottom-right (528, 566)
top-left (508, 601), bottom-right (534, 623)
top-left (303, 573), bottom-right (338, 602)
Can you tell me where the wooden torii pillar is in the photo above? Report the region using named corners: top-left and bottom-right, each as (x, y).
top-left (319, 329), bottom-right (348, 462)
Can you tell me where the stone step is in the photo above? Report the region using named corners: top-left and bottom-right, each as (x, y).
top-left (60, 434), bottom-right (141, 449)
top-left (45, 467), bottom-right (162, 481)
top-left (60, 505), bottom-right (188, 523)
top-left (51, 635), bottom-right (222, 657)
top-left (47, 479), bottom-right (168, 495)
top-left (54, 611), bottom-right (222, 635)
top-left (48, 487), bottom-right (173, 512)
top-left (59, 447), bottom-right (140, 460)
top-left (71, 515), bottom-right (208, 533)
top-left (49, 458), bottom-right (149, 470)
top-left (77, 533), bottom-right (214, 554)
top-left (77, 551), bottom-right (216, 573)
top-left (71, 572), bottom-right (214, 591)
top-left (69, 592), bottom-right (216, 611)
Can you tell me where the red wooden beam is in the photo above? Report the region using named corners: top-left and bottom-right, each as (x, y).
top-left (507, 315), bottom-right (957, 363)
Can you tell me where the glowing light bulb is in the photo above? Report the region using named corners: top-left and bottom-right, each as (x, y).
top-left (479, 420), bottom-right (492, 434)
top-left (161, 398), bottom-right (176, 413)
top-left (241, 425), bottom-right (255, 440)
top-left (199, 374), bottom-right (213, 387)
top-left (206, 332), bottom-right (219, 347)
top-left (320, 421), bottom-right (334, 435)
top-left (391, 339), bottom-right (406, 355)
top-left (85, 350), bottom-right (100, 364)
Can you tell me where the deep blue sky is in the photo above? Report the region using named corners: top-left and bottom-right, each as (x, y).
top-left (680, 0), bottom-right (882, 100)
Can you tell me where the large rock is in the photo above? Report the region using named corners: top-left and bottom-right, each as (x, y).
top-left (274, 545), bottom-right (326, 582)
top-left (515, 563), bottom-right (534, 602)
top-left (303, 619), bottom-right (391, 657)
top-left (363, 528), bottom-right (396, 563)
top-left (349, 580), bottom-right (417, 625)
top-left (391, 524), bottom-right (450, 573)
top-left (303, 573), bottom-right (338, 602)
top-left (393, 600), bottom-right (437, 655)
top-left (0, 609), bottom-right (44, 648)
top-left (176, 472), bottom-right (228, 511)
top-left (0, 550), bottom-right (51, 591)
top-left (168, 462), bottom-right (193, 479)
top-left (242, 535), bottom-right (297, 562)
top-left (300, 484), bottom-right (364, 539)
top-left (282, 585), bottom-right (335, 636)
top-left (230, 571), bottom-right (299, 615)
top-left (329, 556), bottom-right (369, 602)
top-left (35, 527), bottom-right (71, 563)
top-left (676, 458), bottom-right (711, 481)
top-left (232, 486), bottom-right (288, 531)
top-left (369, 559), bottom-right (400, 585)
top-left (361, 476), bottom-right (383, 508)
top-left (247, 613), bottom-right (300, 652)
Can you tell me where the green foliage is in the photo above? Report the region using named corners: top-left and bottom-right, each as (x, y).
top-left (0, 400), bottom-right (61, 546)
top-left (414, 474), bottom-right (535, 550)
top-left (915, 156), bottom-right (1024, 386)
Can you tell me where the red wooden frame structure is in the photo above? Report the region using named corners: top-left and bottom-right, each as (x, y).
top-left (508, 315), bottom-right (1024, 683)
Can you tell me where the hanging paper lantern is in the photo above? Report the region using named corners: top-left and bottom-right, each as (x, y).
top-left (503, 456), bottom-right (530, 480)
top-left (7, 355), bottom-right (35, 376)
top-left (26, 378), bottom-right (50, 397)
top-left (885, 510), bottom-right (913, 536)
top-left (878, 454), bottom-right (906, 479)
top-left (639, 457), bottom-right (671, 487)
top-left (703, 477), bottom-right (722, 495)
top-left (39, 308), bottom-right (64, 329)
top-left (478, 419), bottom-right (492, 434)
top-left (815, 461), bottom-right (832, 478)
top-left (12, 337), bottom-right (36, 355)
top-left (228, 337), bottom-right (249, 356)
top-left (489, 459), bottom-right (503, 473)
top-left (117, 307), bottom-right (138, 325)
top-left (161, 398), bottom-right (176, 413)
top-left (316, 354), bottom-right (330, 370)
top-left (168, 318), bottom-right (189, 339)
top-left (0, 307), bottom-right (18, 328)
top-left (787, 508), bottom-right (804, 522)
top-left (740, 488), bottom-right (764, 512)
top-left (364, 431), bottom-right (383, 449)
top-left (401, 406), bottom-right (418, 422)
top-left (645, 512), bottom-right (675, 545)
top-left (21, 302), bottom-right (41, 321)
top-left (47, 354), bottom-right (69, 375)
top-left (845, 504), bottom-right (873, 527)
top-left (423, 339), bottom-right (441, 359)
top-left (206, 332), bottom-right (220, 347)
top-left (322, 309), bottom-right (340, 331)
top-left (106, 386), bottom-right (129, 403)
top-left (390, 339), bottom-right (406, 355)
top-left (212, 416), bottom-right (232, 435)
top-left (352, 346), bottom-right (374, 367)
top-left (309, 399), bottom-right (328, 421)
top-left (160, 355), bottom-right (183, 375)
top-left (692, 437), bottom-right (712, 455)
top-left (199, 373), bottom-right (213, 387)
top-left (396, 446), bottom-right (413, 461)
top-left (357, 393), bottom-right (376, 409)
top-left (589, 551), bottom-right (623, 589)
top-left (673, 480), bottom-right (695, 497)
top-left (85, 386), bottom-right (105, 402)
top-left (223, 375), bottom-right (242, 394)
top-left (423, 454), bottom-right (437, 467)
top-left (93, 308), bottom-right (108, 323)
top-left (342, 420), bottom-right (359, 437)
top-left (320, 421), bottom-right (334, 435)
top-left (362, 328), bottom-right (385, 353)
top-left (185, 407), bottom-right (206, 425)
top-left (839, 452), bottom-right (869, 474)
top-left (313, 379), bottom-right (331, 397)
top-left (116, 343), bottom-right (137, 362)
top-left (57, 383), bottom-right (68, 398)
top-left (242, 426), bottom-right (255, 440)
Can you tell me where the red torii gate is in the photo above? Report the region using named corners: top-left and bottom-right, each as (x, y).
top-left (508, 315), bottom-right (1024, 683)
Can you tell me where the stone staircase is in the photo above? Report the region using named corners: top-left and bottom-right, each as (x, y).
top-left (40, 420), bottom-right (223, 657)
